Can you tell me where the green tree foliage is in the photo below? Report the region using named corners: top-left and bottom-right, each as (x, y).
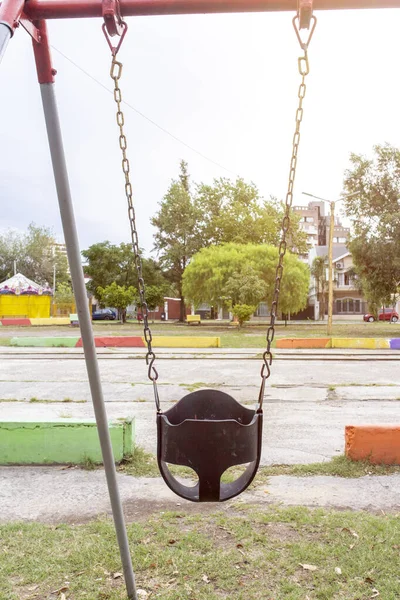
top-left (54, 283), bottom-right (74, 304)
top-left (196, 178), bottom-right (307, 253)
top-left (151, 165), bottom-right (308, 321)
top-left (96, 282), bottom-right (136, 323)
top-left (311, 256), bottom-right (327, 320)
top-left (142, 285), bottom-right (165, 322)
top-left (82, 242), bottom-right (170, 297)
top-left (223, 267), bottom-right (266, 307)
top-left (151, 160), bottom-right (203, 321)
top-left (182, 243), bottom-right (309, 317)
top-left (0, 224), bottom-right (69, 286)
top-left (343, 143), bottom-right (400, 309)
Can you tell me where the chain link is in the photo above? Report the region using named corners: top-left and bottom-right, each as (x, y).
top-left (259, 22), bottom-right (316, 409)
top-left (109, 54), bottom-right (161, 413)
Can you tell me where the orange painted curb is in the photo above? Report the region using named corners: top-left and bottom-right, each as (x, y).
top-left (276, 338), bottom-right (331, 349)
top-left (345, 425), bottom-right (400, 465)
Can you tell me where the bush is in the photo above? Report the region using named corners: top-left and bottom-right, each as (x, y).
top-left (231, 304), bottom-right (256, 327)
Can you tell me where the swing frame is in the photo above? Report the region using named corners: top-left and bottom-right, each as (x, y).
top-left (1, 0), bottom-right (399, 598)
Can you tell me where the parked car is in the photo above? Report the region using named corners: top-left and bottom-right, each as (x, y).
top-left (92, 308), bottom-right (117, 321)
top-left (363, 309), bottom-right (399, 323)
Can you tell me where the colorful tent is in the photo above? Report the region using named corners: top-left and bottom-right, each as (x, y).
top-left (0, 273), bottom-right (52, 318)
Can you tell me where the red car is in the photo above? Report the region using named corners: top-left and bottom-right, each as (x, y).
top-left (363, 309), bottom-right (399, 323)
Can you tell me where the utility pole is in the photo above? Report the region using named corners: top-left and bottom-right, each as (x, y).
top-left (303, 191), bottom-right (358, 337)
top-left (327, 202), bottom-right (335, 336)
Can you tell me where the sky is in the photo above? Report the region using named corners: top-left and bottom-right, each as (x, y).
top-left (1, 7), bottom-right (400, 257)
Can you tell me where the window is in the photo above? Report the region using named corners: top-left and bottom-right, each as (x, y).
top-left (344, 273), bottom-right (350, 286)
top-left (336, 298), bottom-right (362, 313)
top-left (338, 237), bottom-right (347, 243)
top-left (255, 302), bottom-right (268, 317)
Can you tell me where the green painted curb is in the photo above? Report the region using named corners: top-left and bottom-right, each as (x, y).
top-left (10, 337), bottom-right (79, 347)
top-left (0, 418), bottom-right (134, 465)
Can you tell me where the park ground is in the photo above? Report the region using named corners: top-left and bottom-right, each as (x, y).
top-left (1, 322), bottom-right (400, 599)
top-left (0, 319), bottom-right (399, 347)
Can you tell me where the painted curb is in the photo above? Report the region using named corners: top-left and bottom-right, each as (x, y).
top-left (332, 338), bottom-right (390, 349)
top-left (11, 337), bottom-right (79, 347)
top-left (1, 318), bottom-right (31, 326)
top-left (10, 336), bottom-right (221, 348)
top-left (31, 318), bottom-right (70, 326)
top-left (345, 425), bottom-right (400, 465)
top-left (276, 338), bottom-right (331, 349)
top-left (1, 318), bottom-right (71, 326)
top-left (150, 336), bottom-right (220, 348)
top-left (0, 418), bottom-right (134, 465)
top-left (76, 336), bottom-right (145, 348)
top-left (277, 337), bottom-right (399, 350)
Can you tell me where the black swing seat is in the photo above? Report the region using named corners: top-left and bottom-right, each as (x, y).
top-left (157, 389), bottom-right (263, 502)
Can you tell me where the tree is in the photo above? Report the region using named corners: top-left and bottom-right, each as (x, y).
top-left (196, 178), bottom-right (308, 253)
top-left (143, 285), bottom-right (166, 322)
top-left (0, 223), bottom-right (69, 286)
top-left (311, 256), bottom-right (327, 320)
top-left (343, 143), bottom-right (400, 310)
top-left (96, 282), bottom-right (136, 323)
top-left (182, 243), bottom-right (309, 318)
top-left (54, 282), bottom-right (74, 304)
top-left (151, 160), bottom-right (203, 321)
top-left (82, 242), bottom-right (170, 297)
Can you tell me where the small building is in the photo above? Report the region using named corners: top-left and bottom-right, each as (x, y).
top-left (308, 247), bottom-right (368, 319)
top-left (0, 273), bottom-right (52, 318)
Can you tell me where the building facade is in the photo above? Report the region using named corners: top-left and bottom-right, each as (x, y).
top-left (308, 246), bottom-right (368, 319)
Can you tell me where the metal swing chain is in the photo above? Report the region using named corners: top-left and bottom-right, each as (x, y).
top-left (258, 14), bottom-right (317, 408)
top-left (108, 48), bottom-right (161, 413)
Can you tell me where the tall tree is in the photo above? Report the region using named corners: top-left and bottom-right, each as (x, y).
top-left (182, 243), bottom-right (309, 317)
top-left (343, 143), bottom-right (400, 310)
top-left (82, 242), bottom-right (170, 297)
top-left (196, 178), bottom-right (307, 253)
top-left (0, 223), bottom-right (69, 286)
top-left (311, 256), bottom-right (327, 320)
top-left (151, 160), bottom-right (202, 321)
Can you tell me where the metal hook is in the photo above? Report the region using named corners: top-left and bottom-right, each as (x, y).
top-left (102, 19), bottom-right (127, 56)
top-left (293, 14), bottom-right (317, 52)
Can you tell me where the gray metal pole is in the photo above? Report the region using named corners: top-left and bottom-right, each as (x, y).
top-left (40, 82), bottom-right (137, 600)
top-left (0, 23), bottom-right (11, 63)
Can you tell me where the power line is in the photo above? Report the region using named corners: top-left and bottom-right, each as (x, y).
top-left (51, 45), bottom-right (238, 176)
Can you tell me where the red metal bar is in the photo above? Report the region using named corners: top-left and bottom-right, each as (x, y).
top-left (0, 0), bottom-right (25, 34)
top-left (32, 19), bottom-right (55, 82)
top-left (23, 0), bottom-right (400, 20)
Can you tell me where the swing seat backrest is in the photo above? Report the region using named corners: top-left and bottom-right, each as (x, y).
top-left (157, 389), bottom-right (263, 502)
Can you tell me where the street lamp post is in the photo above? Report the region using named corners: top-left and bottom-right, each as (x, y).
top-left (302, 191), bottom-right (358, 336)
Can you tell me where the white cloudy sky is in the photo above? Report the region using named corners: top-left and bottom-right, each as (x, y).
top-left (1, 7), bottom-right (400, 256)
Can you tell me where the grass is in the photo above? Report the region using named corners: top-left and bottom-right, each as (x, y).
top-left (1, 505), bottom-right (400, 599)
top-left (119, 447), bottom-right (195, 480)
top-left (118, 448), bottom-right (400, 485)
top-left (82, 455), bottom-right (98, 471)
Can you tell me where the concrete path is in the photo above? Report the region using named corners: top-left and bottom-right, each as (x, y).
top-left (1, 466), bottom-right (399, 523)
top-left (1, 347), bottom-right (400, 522)
top-left (1, 347), bottom-right (400, 464)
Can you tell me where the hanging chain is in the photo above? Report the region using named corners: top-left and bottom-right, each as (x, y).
top-left (107, 47), bottom-right (161, 413)
top-left (258, 15), bottom-right (317, 409)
